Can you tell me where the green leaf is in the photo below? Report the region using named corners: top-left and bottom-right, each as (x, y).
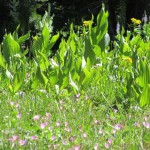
top-left (38, 52), bottom-right (50, 71)
top-left (81, 68), bottom-right (94, 89)
top-left (36, 67), bottom-right (48, 86)
top-left (47, 33), bottom-right (59, 50)
top-left (49, 71), bottom-right (58, 85)
top-left (69, 72), bottom-right (78, 93)
top-left (70, 40), bottom-right (76, 53)
top-left (0, 53), bottom-right (6, 69)
top-left (93, 45), bottom-right (101, 57)
top-left (84, 37), bottom-right (96, 66)
top-left (17, 32), bottom-right (30, 45)
top-left (2, 34), bottom-right (20, 64)
top-left (31, 78), bottom-right (39, 90)
top-left (140, 84), bottom-right (150, 107)
top-left (13, 60), bottom-right (26, 92)
top-left (12, 24), bottom-right (20, 40)
top-left (42, 25), bottom-right (50, 46)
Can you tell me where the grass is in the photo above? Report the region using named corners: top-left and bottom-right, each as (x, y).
top-left (0, 86), bottom-right (149, 150)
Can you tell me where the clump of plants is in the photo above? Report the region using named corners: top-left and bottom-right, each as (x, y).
top-left (0, 4), bottom-right (149, 149)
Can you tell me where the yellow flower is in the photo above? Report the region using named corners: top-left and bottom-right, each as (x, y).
top-left (122, 57), bottom-right (132, 63)
top-left (83, 20), bottom-right (93, 26)
top-left (131, 18), bottom-right (141, 25)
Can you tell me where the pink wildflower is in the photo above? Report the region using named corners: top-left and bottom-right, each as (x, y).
top-left (115, 124), bottom-right (123, 130)
top-left (51, 135), bottom-right (56, 141)
top-left (99, 129), bottom-right (103, 135)
top-left (17, 113), bottom-right (22, 119)
top-left (82, 133), bottom-right (87, 138)
top-left (33, 115), bottom-right (40, 121)
top-left (31, 135), bottom-right (38, 140)
top-left (40, 123), bottom-right (46, 129)
top-left (19, 139), bottom-right (27, 146)
top-left (143, 122), bottom-right (150, 129)
top-left (56, 121), bottom-right (61, 127)
top-left (9, 135), bottom-right (19, 142)
top-left (46, 112), bottom-right (51, 119)
top-left (105, 143), bottom-right (110, 149)
top-left (94, 143), bottom-right (98, 150)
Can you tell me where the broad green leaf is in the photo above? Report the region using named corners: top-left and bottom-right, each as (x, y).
top-left (42, 25), bottom-right (50, 45)
top-left (69, 72), bottom-right (78, 93)
top-left (47, 32), bottom-right (59, 50)
top-left (140, 84), bottom-right (150, 107)
top-left (31, 78), bottom-right (39, 90)
top-left (12, 24), bottom-right (20, 40)
top-left (2, 34), bottom-right (20, 64)
top-left (49, 75), bottom-right (58, 86)
top-left (38, 52), bottom-right (50, 71)
top-left (17, 32), bottom-right (30, 45)
top-left (32, 36), bottom-right (43, 57)
top-left (70, 40), bottom-right (76, 53)
top-left (36, 67), bottom-right (48, 86)
top-left (81, 68), bottom-right (94, 89)
top-left (84, 37), bottom-right (96, 66)
top-left (93, 45), bottom-right (101, 57)
top-left (13, 60), bottom-right (26, 92)
top-left (0, 53), bottom-right (6, 69)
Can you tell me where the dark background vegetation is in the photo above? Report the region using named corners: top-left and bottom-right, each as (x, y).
top-left (0, 0), bottom-right (150, 43)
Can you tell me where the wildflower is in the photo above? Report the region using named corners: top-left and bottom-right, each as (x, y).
top-left (122, 57), bottom-right (132, 63)
top-left (59, 100), bottom-right (64, 105)
top-left (56, 121), bottom-right (61, 127)
top-left (15, 103), bottom-right (20, 108)
top-left (131, 18), bottom-right (141, 25)
top-left (31, 135), bottom-right (38, 140)
top-left (107, 139), bottom-right (113, 145)
top-left (69, 136), bottom-right (75, 142)
top-left (112, 129), bottom-right (117, 134)
top-left (65, 127), bottom-right (72, 132)
top-left (19, 139), bottom-right (27, 146)
top-left (99, 129), bottom-right (103, 135)
top-left (9, 135), bottom-right (19, 142)
top-left (10, 101), bottom-right (15, 106)
top-left (40, 122), bottom-right (46, 129)
top-left (85, 95), bottom-right (89, 100)
top-left (53, 144), bottom-right (58, 149)
top-left (143, 122), bottom-right (150, 129)
top-left (33, 115), bottom-right (40, 121)
top-left (133, 122), bottom-right (140, 127)
top-left (62, 139), bottom-right (67, 145)
top-left (73, 146), bottom-right (81, 150)
top-left (105, 143), bottom-right (110, 149)
top-left (65, 122), bottom-right (69, 127)
top-left (76, 93), bottom-right (80, 98)
top-left (82, 133), bottom-right (87, 138)
top-left (144, 116), bottom-right (148, 121)
top-left (17, 113), bottom-right (22, 119)
top-left (83, 20), bottom-right (93, 26)
top-left (94, 119), bottom-right (100, 125)
top-left (46, 112), bottom-right (51, 119)
top-left (48, 126), bottom-right (52, 132)
top-left (94, 143), bottom-right (98, 150)
top-left (51, 135), bottom-right (56, 141)
top-left (44, 122), bottom-right (49, 126)
top-left (114, 124), bottom-right (123, 130)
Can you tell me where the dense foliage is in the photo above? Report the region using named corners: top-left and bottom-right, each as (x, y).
top-left (0, 2), bottom-right (150, 149)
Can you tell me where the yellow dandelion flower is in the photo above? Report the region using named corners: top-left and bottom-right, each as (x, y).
top-left (122, 57), bottom-right (132, 63)
top-left (83, 20), bottom-right (93, 26)
top-left (131, 18), bottom-right (141, 25)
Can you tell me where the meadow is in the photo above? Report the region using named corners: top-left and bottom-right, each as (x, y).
top-left (0, 4), bottom-right (149, 150)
